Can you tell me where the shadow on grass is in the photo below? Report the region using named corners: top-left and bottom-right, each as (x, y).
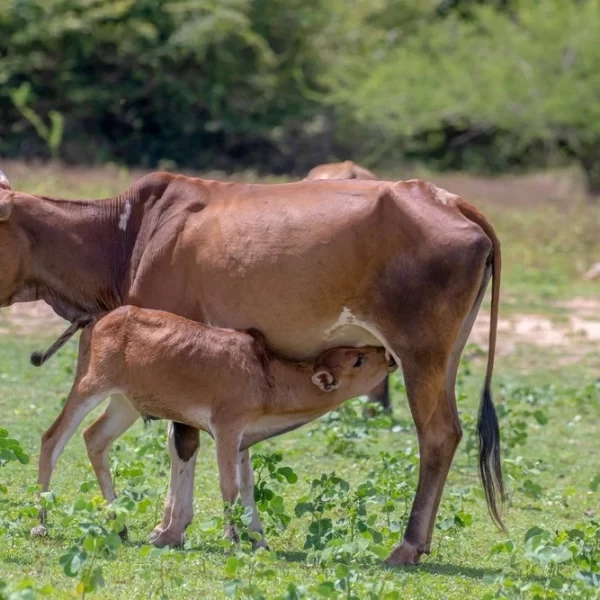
top-left (274, 551), bottom-right (497, 579)
top-left (390, 561), bottom-right (573, 585)
top-left (409, 562), bottom-right (500, 579)
top-left (276, 549), bottom-right (309, 563)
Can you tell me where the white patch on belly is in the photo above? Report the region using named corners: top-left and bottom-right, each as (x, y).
top-left (118, 200), bottom-right (131, 231)
top-left (324, 306), bottom-right (356, 338)
top-left (324, 306), bottom-right (402, 370)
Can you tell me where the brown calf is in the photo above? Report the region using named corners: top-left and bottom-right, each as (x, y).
top-left (31, 306), bottom-right (395, 545)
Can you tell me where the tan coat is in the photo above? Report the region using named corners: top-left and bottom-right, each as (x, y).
top-left (33, 306), bottom-right (393, 541)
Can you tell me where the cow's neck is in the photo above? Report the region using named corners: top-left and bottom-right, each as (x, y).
top-left (269, 360), bottom-right (341, 415)
top-left (16, 193), bottom-right (137, 322)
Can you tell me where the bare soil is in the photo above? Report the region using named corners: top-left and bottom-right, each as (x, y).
top-left (470, 297), bottom-right (600, 358)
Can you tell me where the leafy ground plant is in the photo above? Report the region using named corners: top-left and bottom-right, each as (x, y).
top-left (0, 429), bottom-right (29, 494)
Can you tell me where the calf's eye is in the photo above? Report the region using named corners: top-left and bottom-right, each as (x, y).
top-left (353, 354), bottom-right (365, 368)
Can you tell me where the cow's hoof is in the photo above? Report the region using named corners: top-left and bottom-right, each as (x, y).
top-left (30, 524), bottom-right (48, 538)
top-left (147, 526), bottom-right (164, 543)
top-left (149, 528), bottom-right (184, 547)
top-left (252, 536), bottom-right (269, 551)
top-left (385, 541), bottom-right (422, 566)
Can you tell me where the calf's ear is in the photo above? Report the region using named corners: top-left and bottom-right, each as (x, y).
top-left (311, 369), bottom-right (340, 392)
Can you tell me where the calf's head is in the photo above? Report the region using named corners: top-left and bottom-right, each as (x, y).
top-left (311, 346), bottom-right (396, 395)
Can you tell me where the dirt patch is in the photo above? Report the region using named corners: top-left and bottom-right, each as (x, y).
top-left (470, 297), bottom-right (600, 358)
top-left (0, 301), bottom-right (65, 336)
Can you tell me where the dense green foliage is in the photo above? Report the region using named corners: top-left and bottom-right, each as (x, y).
top-left (1, 0), bottom-right (600, 191)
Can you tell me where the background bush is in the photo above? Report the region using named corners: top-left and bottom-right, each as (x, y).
top-left (2, 0), bottom-right (600, 195)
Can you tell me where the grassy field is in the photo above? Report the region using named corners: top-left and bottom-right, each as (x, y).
top-left (0, 164), bottom-right (599, 599)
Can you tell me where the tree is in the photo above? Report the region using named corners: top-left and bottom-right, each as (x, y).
top-left (328, 0), bottom-right (600, 200)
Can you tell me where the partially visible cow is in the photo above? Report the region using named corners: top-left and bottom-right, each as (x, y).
top-left (30, 306), bottom-right (396, 543)
top-left (304, 160), bottom-right (378, 181)
top-left (0, 170), bottom-right (502, 565)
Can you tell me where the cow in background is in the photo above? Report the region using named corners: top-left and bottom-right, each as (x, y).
top-left (304, 160), bottom-right (378, 181)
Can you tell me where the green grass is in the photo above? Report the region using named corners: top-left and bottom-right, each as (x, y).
top-left (0, 165), bottom-right (599, 598)
top-left (0, 333), bottom-right (598, 599)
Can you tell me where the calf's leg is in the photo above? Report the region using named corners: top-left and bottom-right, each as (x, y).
top-left (151, 425), bottom-right (266, 548)
top-left (150, 422), bottom-right (199, 547)
top-left (83, 394), bottom-right (140, 503)
top-left (214, 427), bottom-right (243, 544)
top-left (31, 389), bottom-right (106, 536)
top-left (238, 449), bottom-right (267, 548)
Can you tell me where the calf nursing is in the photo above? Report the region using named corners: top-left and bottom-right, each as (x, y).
top-left (32, 306), bottom-right (395, 542)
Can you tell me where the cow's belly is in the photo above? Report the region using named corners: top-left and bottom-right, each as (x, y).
top-left (204, 306), bottom-right (385, 360)
top-left (187, 238), bottom-right (389, 358)
top-left (135, 199), bottom-right (394, 359)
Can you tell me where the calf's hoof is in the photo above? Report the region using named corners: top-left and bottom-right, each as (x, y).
top-left (149, 528), bottom-right (184, 548)
top-left (30, 524), bottom-right (49, 538)
top-left (118, 524), bottom-right (129, 542)
top-left (385, 541), bottom-right (423, 566)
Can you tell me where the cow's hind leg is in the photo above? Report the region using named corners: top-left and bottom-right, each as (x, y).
top-left (384, 348), bottom-right (460, 565)
top-left (385, 261), bottom-right (492, 566)
top-left (413, 264), bottom-right (493, 553)
top-left (367, 376), bottom-right (391, 411)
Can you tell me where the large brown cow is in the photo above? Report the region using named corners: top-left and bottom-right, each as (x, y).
top-left (0, 170), bottom-right (503, 565)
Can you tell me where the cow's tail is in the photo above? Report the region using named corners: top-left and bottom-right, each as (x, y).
top-left (452, 197), bottom-right (506, 532)
top-left (30, 316), bottom-right (93, 367)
